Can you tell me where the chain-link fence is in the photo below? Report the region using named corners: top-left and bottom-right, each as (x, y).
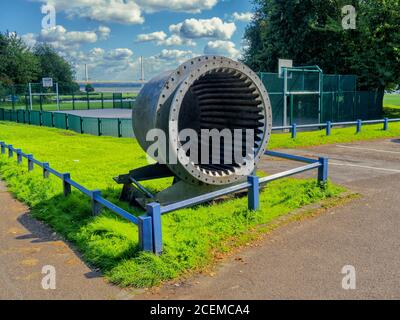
top-left (0, 83), bottom-right (136, 111)
top-left (0, 108), bottom-right (134, 138)
top-left (260, 71), bottom-right (383, 127)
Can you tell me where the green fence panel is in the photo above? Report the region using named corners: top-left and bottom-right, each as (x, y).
top-left (101, 118), bottom-right (120, 137)
top-left (113, 93), bottom-right (123, 109)
top-left (68, 115), bottom-right (82, 134)
top-left (82, 118), bottom-right (100, 136)
top-left (4, 109), bottom-right (12, 121)
top-left (30, 110), bottom-right (41, 125)
top-left (24, 110), bottom-right (30, 123)
top-left (42, 112), bottom-right (53, 127)
top-left (10, 110), bottom-right (17, 122)
top-left (17, 110), bottom-right (25, 123)
top-left (269, 93), bottom-right (284, 127)
top-left (0, 108), bottom-right (4, 120)
top-left (54, 113), bottom-right (68, 129)
top-left (120, 119), bottom-right (134, 137)
top-left (291, 94), bottom-right (320, 125)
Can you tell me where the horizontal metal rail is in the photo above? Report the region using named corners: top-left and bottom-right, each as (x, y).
top-left (0, 141), bottom-right (140, 226)
top-left (0, 140), bottom-right (328, 255)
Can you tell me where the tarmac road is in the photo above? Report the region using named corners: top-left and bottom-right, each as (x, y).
top-left (138, 138), bottom-right (400, 300)
top-left (1, 138), bottom-right (399, 299)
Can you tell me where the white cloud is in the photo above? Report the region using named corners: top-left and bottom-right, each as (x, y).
top-left (157, 49), bottom-right (196, 61)
top-left (169, 17), bottom-right (236, 40)
top-left (232, 12), bottom-right (254, 23)
top-left (37, 0), bottom-right (218, 25)
top-left (136, 31), bottom-right (167, 43)
top-left (97, 26), bottom-right (111, 40)
top-left (106, 48), bottom-right (134, 60)
top-left (21, 33), bottom-right (38, 48)
top-left (22, 25), bottom-right (110, 51)
top-left (204, 40), bottom-right (240, 59)
top-left (136, 32), bottom-right (196, 46)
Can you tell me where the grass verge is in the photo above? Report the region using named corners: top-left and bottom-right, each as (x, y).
top-left (0, 121), bottom-right (345, 287)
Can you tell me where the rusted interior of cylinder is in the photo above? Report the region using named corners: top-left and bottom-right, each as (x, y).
top-left (177, 69), bottom-right (265, 176)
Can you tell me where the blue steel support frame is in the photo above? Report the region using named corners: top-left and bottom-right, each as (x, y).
top-left (138, 215), bottom-right (153, 252)
top-left (356, 119), bottom-right (362, 133)
top-left (0, 140), bottom-right (329, 255)
top-left (146, 203), bottom-right (163, 255)
top-left (248, 175), bottom-right (260, 211)
top-left (318, 157), bottom-right (329, 184)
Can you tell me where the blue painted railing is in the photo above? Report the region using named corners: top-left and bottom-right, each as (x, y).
top-left (0, 140), bottom-right (328, 255)
top-left (281, 118), bottom-right (400, 139)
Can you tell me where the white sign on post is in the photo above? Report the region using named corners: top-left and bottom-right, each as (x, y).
top-left (42, 78), bottom-right (53, 88)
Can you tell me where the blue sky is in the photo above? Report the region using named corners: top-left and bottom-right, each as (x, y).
top-left (0, 0), bottom-right (254, 81)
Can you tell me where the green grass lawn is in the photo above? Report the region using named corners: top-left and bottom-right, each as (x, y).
top-left (384, 94), bottom-right (400, 118)
top-left (0, 121), bottom-right (345, 287)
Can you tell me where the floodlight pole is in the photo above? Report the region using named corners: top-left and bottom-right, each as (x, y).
top-left (28, 83), bottom-right (33, 111)
top-left (56, 82), bottom-right (60, 111)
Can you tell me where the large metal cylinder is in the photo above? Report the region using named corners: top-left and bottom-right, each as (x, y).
top-left (133, 56), bottom-right (272, 186)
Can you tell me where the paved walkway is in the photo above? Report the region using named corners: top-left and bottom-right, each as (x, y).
top-left (138, 138), bottom-right (400, 299)
top-left (0, 181), bottom-right (137, 300)
top-left (1, 138), bottom-right (399, 299)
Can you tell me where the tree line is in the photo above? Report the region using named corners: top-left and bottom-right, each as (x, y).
top-left (0, 31), bottom-right (79, 94)
top-left (243, 0), bottom-right (400, 98)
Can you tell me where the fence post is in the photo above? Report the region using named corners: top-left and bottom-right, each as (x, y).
top-left (356, 119), bottom-right (362, 133)
top-left (27, 154), bottom-right (34, 171)
top-left (117, 119), bottom-right (122, 137)
top-left (16, 149), bottom-right (22, 164)
top-left (8, 145), bottom-right (13, 158)
top-left (291, 123), bottom-right (297, 139)
top-left (318, 157), bottom-right (329, 184)
top-left (62, 173), bottom-right (72, 196)
top-left (383, 118), bottom-right (389, 131)
top-left (72, 93), bottom-right (75, 110)
top-left (43, 162), bottom-right (50, 178)
top-left (146, 203), bottom-right (163, 255)
top-left (90, 190), bottom-right (103, 216)
top-left (87, 92), bottom-right (90, 110)
top-left (326, 121), bottom-right (332, 136)
top-left (0, 142), bottom-right (5, 154)
top-left (101, 93), bottom-right (104, 109)
top-left (138, 215), bottom-right (153, 252)
top-left (248, 175), bottom-right (260, 211)
top-left (80, 117), bottom-right (83, 134)
top-left (98, 118), bottom-right (102, 136)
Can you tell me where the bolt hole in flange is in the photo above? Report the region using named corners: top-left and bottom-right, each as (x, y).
top-left (133, 56), bottom-right (272, 186)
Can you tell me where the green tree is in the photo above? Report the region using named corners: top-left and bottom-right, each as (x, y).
top-left (33, 43), bottom-right (79, 94)
top-left (85, 83), bottom-right (95, 93)
top-left (0, 31), bottom-right (40, 90)
top-left (243, 0), bottom-right (400, 94)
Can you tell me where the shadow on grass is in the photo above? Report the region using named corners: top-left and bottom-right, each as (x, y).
top-left (17, 189), bottom-right (144, 279)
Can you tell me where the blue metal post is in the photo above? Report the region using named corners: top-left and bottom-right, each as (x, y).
top-left (291, 123), bottom-right (297, 139)
top-left (0, 142), bottom-right (5, 154)
top-left (27, 154), bottom-right (34, 171)
top-left (8, 145), bottom-right (13, 158)
top-left (356, 119), bottom-right (362, 133)
top-left (326, 121), bottom-right (332, 136)
top-left (147, 203), bottom-right (163, 255)
top-left (43, 162), bottom-right (50, 178)
top-left (248, 175), bottom-right (260, 211)
top-left (138, 215), bottom-right (153, 252)
top-left (318, 157), bottom-right (329, 184)
top-left (61, 173), bottom-right (71, 196)
top-left (16, 149), bottom-right (22, 164)
top-left (90, 190), bottom-right (103, 216)
top-left (383, 118), bottom-right (389, 131)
